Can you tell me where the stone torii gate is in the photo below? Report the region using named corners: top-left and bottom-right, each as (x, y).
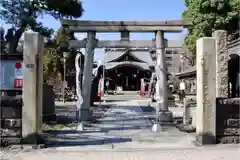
top-left (61, 19), bottom-right (188, 122)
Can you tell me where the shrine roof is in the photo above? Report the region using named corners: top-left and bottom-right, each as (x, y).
top-left (104, 49), bottom-right (154, 65)
top-left (105, 61), bottom-right (151, 70)
top-left (175, 66), bottom-right (196, 78)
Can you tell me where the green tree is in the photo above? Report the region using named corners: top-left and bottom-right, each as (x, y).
top-left (0, 0), bottom-right (83, 54)
top-left (182, 0), bottom-right (240, 55)
top-left (43, 27), bottom-right (79, 82)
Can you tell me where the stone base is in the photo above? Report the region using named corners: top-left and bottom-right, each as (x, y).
top-left (196, 133), bottom-right (216, 145)
top-left (76, 122), bottom-right (85, 131)
top-left (152, 123), bottom-right (161, 132)
top-left (157, 111), bottom-right (173, 122)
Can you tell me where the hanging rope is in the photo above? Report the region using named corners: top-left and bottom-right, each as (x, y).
top-left (75, 53), bottom-right (83, 110)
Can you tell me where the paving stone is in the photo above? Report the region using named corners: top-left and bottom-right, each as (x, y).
top-left (42, 96), bottom-right (196, 150)
top-left (2, 146), bottom-right (240, 160)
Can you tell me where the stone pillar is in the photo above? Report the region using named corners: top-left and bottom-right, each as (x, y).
top-left (196, 37), bottom-right (216, 145)
top-left (79, 31), bottom-right (97, 121)
top-left (22, 32), bottom-right (44, 144)
top-left (183, 98), bottom-right (189, 125)
top-left (212, 30), bottom-right (229, 98)
top-left (155, 30), bottom-right (172, 122)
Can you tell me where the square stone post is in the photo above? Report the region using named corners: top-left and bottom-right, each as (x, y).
top-left (22, 32), bottom-right (44, 144)
top-left (183, 98), bottom-right (190, 125)
top-left (212, 30), bottom-right (229, 97)
top-left (196, 37), bottom-right (216, 145)
top-left (79, 31), bottom-right (97, 121)
top-left (155, 30), bottom-right (172, 122)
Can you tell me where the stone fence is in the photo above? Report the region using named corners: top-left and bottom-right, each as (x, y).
top-left (175, 33), bottom-right (239, 97)
top-left (0, 84), bottom-right (55, 146)
top-left (216, 98), bottom-right (240, 144)
top-left (0, 96), bottom-right (22, 146)
top-left (180, 97), bottom-right (240, 144)
top-left (195, 30), bottom-right (239, 145)
top-left (177, 30), bottom-right (239, 145)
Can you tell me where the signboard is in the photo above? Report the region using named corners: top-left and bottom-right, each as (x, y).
top-left (15, 63), bottom-right (23, 78)
top-left (14, 78), bottom-right (23, 88)
top-left (0, 55), bottom-right (23, 90)
top-left (25, 64), bottom-right (35, 68)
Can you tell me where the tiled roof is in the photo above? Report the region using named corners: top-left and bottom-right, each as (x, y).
top-left (104, 49), bottom-right (154, 70)
top-left (105, 61), bottom-right (150, 70)
top-left (104, 49), bottom-right (154, 65)
top-left (175, 66), bottom-right (196, 77)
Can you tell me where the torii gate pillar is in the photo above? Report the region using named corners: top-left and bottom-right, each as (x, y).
top-left (78, 31), bottom-right (98, 121)
top-left (155, 30), bottom-right (173, 122)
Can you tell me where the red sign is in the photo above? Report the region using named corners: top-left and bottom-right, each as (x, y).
top-left (15, 63), bottom-right (22, 69)
top-left (14, 78), bottom-right (23, 88)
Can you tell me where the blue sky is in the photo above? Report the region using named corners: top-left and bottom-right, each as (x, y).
top-left (1, 0), bottom-right (187, 60)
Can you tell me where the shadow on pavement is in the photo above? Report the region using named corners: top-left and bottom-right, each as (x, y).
top-left (104, 100), bottom-right (128, 102)
top-left (48, 104), bottom-right (114, 125)
top-left (44, 136), bottom-right (132, 148)
top-left (99, 126), bottom-right (148, 132)
top-left (140, 106), bottom-right (156, 112)
top-left (43, 130), bottom-right (103, 135)
top-left (42, 103), bottom-right (181, 148)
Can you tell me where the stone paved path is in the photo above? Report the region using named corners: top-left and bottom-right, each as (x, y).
top-left (103, 91), bottom-right (149, 102)
top-left (2, 145), bottom-right (240, 160)
top-left (2, 98), bottom-right (240, 159)
top-left (43, 100), bottom-right (195, 149)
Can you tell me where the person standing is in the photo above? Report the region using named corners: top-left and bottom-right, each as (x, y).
top-left (97, 75), bottom-right (104, 99)
top-left (236, 72), bottom-right (240, 97)
top-left (179, 80), bottom-right (186, 103)
top-left (106, 80), bottom-right (109, 94)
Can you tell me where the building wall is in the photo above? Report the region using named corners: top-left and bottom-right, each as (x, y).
top-left (166, 50), bottom-right (181, 74)
top-left (150, 49), bottom-right (183, 74)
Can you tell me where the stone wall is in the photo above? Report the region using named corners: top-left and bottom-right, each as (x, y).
top-left (0, 85), bottom-right (55, 146)
top-left (216, 98), bottom-right (240, 144)
top-left (0, 96), bottom-right (22, 146)
top-left (212, 30), bottom-right (229, 98)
